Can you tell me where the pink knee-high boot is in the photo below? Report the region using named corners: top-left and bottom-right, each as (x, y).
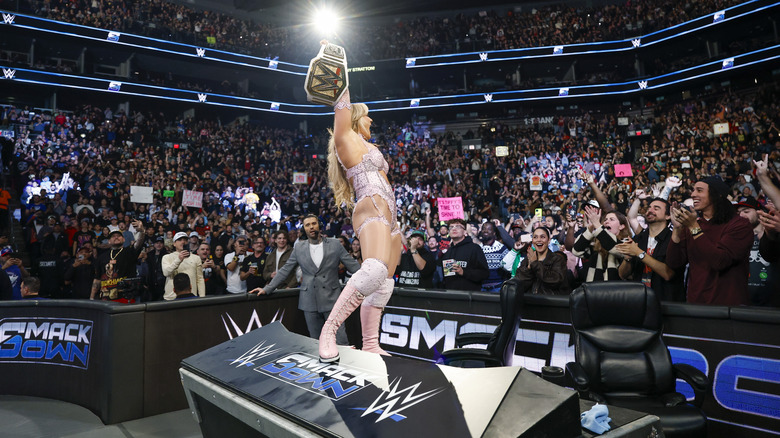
top-left (319, 258), bottom-right (388, 362)
top-left (360, 305), bottom-right (389, 355)
top-left (361, 278), bottom-right (394, 356)
top-left (318, 284), bottom-right (364, 363)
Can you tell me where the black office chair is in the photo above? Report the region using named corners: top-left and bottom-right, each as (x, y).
top-left (566, 283), bottom-right (709, 438)
top-left (438, 278), bottom-right (523, 367)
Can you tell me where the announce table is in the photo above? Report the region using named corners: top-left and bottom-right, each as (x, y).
top-left (180, 322), bottom-right (582, 438)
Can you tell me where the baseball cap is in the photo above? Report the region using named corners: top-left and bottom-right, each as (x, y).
top-left (0, 246), bottom-right (11, 257)
top-left (173, 231), bottom-right (189, 241)
top-left (587, 200), bottom-right (600, 208)
top-left (409, 229), bottom-right (426, 239)
top-left (189, 231), bottom-right (200, 238)
top-left (109, 230), bottom-right (123, 237)
top-left (735, 196), bottom-right (763, 211)
top-left (155, 236), bottom-right (165, 243)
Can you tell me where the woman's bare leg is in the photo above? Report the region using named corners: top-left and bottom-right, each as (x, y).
top-left (352, 196), bottom-right (402, 355)
top-left (319, 195), bottom-right (398, 361)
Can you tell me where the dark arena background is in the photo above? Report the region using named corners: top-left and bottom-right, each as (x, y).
top-left (0, 0), bottom-right (779, 437)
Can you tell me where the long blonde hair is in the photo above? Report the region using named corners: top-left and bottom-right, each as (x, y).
top-left (327, 102), bottom-right (369, 213)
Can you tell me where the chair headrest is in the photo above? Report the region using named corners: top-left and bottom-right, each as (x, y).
top-left (501, 278), bottom-right (523, 307)
top-left (570, 282), bottom-right (662, 330)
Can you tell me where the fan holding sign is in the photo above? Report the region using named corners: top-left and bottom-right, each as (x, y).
top-left (614, 164), bottom-right (633, 178)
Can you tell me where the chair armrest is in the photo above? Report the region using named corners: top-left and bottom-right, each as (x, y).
top-left (440, 348), bottom-right (503, 367)
top-left (566, 362), bottom-right (590, 391)
top-left (455, 332), bottom-right (492, 347)
top-left (660, 392), bottom-right (688, 407)
top-left (566, 362), bottom-right (606, 403)
top-left (673, 363), bottom-right (710, 408)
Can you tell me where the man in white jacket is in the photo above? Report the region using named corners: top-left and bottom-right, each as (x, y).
top-left (162, 231), bottom-right (206, 300)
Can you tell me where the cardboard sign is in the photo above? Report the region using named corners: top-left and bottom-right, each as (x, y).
top-left (163, 190), bottom-right (175, 198)
top-left (614, 164), bottom-right (633, 178)
top-left (714, 123), bottom-right (729, 135)
top-left (530, 175), bottom-right (543, 191)
top-left (293, 172), bottom-right (308, 184)
top-left (437, 197), bottom-right (464, 221)
top-left (130, 186), bottom-right (153, 204)
top-left (182, 190), bottom-right (203, 208)
top-left (495, 146), bottom-right (509, 157)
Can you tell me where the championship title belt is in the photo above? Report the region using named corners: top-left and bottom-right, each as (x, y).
top-left (304, 43), bottom-right (349, 105)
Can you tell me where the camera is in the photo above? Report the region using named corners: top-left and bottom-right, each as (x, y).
top-left (112, 277), bottom-right (143, 300)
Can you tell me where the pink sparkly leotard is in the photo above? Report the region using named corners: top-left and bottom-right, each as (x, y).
top-left (333, 91), bottom-right (400, 238)
top-left (336, 139), bottom-right (400, 237)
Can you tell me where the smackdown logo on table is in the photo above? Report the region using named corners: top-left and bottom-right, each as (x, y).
top-left (0, 317), bottom-right (93, 369)
top-left (256, 352), bottom-right (378, 400)
top-left (229, 344), bottom-right (445, 424)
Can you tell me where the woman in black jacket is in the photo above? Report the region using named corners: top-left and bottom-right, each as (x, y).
top-left (515, 227), bottom-right (570, 295)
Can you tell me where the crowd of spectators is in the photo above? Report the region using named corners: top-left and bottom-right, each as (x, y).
top-left (1, 81), bottom-right (778, 304)
top-left (7, 0), bottom-right (744, 62)
top-left (3, 0), bottom-right (768, 102)
top-left (366, 0), bottom-right (743, 60)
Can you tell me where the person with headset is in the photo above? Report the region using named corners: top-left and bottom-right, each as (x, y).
top-left (251, 214), bottom-right (361, 348)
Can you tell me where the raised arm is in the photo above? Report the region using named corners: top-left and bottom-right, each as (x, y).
top-left (325, 41), bottom-right (364, 170)
top-left (755, 155), bottom-right (780, 208)
top-left (425, 208), bottom-right (437, 238)
top-left (627, 189), bottom-right (647, 235)
top-left (586, 175), bottom-right (613, 212)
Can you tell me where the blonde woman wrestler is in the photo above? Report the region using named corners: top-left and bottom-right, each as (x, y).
top-left (320, 42), bottom-right (402, 363)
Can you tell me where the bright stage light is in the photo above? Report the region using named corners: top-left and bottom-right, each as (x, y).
top-left (313, 7), bottom-right (339, 35)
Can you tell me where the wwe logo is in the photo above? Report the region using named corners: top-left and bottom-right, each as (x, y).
top-left (362, 377), bottom-right (443, 423)
top-left (228, 341), bottom-right (281, 368)
top-left (2, 68), bottom-right (15, 79)
top-left (221, 308), bottom-right (284, 339)
top-left (2, 13), bottom-right (15, 24)
top-left (479, 53), bottom-right (488, 61)
top-left (484, 94), bottom-right (493, 102)
top-left (195, 48), bottom-right (206, 57)
top-left (638, 81), bottom-right (648, 90)
top-left (631, 38), bottom-right (641, 48)
top-left (312, 64), bottom-right (342, 92)
top-left (197, 93), bottom-right (207, 102)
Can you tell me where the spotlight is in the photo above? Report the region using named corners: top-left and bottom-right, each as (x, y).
top-left (313, 7), bottom-right (339, 35)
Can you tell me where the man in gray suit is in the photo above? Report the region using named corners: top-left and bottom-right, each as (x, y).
top-left (252, 215), bottom-right (361, 344)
